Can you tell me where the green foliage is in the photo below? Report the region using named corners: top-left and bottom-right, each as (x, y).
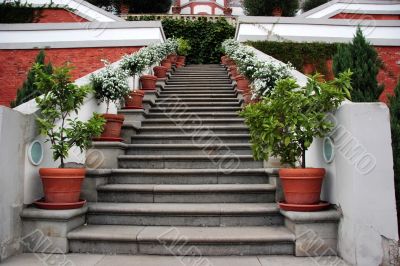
top-left (389, 79), bottom-right (400, 234)
top-left (242, 0), bottom-right (299, 16)
top-left (177, 38), bottom-right (191, 56)
top-left (0, 1), bottom-right (41, 23)
top-left (162, 18), bottom-right (235, 64)
top-left (86, 0), bottom-right (120, 13)
top-left (34, 64), bottom-right (105, 168)
top-left (333, 27), bottom-right (383, 102)
top-left (302, 0), bottom-right (329, 12)
top-left (127, 0), bottom-right (171, 13)
top-left (10, 50), bottom-right (53, 108)
top-left (240, 71), bottom-right (352, 167)
top-left (247, 40), bottom-right (338, 77)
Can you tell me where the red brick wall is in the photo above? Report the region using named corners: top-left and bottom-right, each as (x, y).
top-left (376, 46), bottom-right (400, 102)
top-left (37, 9), bottom-right (88, 23)
top-left (331, 13), bottom-right (400, 20)
top-left (0, 47), bottom-right (141, 106)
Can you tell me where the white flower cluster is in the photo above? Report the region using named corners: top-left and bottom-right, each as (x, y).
top-left (120, 38), bottom-right (178, 76)
top-left (222, 39), bottom-right (294, 97)
top-left (90, 60), bottom-right (130, 108)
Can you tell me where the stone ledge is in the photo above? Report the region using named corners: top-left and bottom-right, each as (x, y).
top-left (280, 209), bottom-right (341, 224)
top-left (21, 206), bottom-right (88, 221)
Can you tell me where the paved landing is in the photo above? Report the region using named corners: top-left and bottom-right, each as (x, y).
top-left (2, 253), bottom-right (349, 266)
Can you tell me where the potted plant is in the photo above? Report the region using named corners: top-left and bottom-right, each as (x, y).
top-left (33, 64), bottom-right (105, 209)
top-left (90, 61), bottom-right (130, 142)
top-left (153, 65), bottom-right (168, 79)
top-left (176, 38), bottom-right (191, 67)
top-left (240, 71), bottom-right (352, 211)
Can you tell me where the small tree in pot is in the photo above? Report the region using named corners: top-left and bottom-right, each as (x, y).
top-left (176, 37), bottom-right (191, 67)
top-left (90, 61), bottom-right (130, 142)
top-left (34, 64), bottom-right (105, 209)
top-left (240, 71), bottom-right (352, 211)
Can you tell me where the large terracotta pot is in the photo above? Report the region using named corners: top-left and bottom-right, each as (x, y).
top-left (226, 58), bottom-right (236, 67)
top-left (221, 55), bottom-right (228, 65)
top-left (124, 90), bottom-right (144, 109)
top-left (229, 65), bottom-right (238, 79)
top-left (94, 114), bottom-right (124, 142)
top-left (325, 59), bottom-right (334, 81)
top-left (140, 74), bottom-right (157, 90)
top-left (235, 75), bottom-right (250, 92)
top-left (177, 56), bottom-right (186, 67)
top-left (153, 66), bottom-right (168, 79)
top-left (39, 168), bottom-right (86, 203)
top-left (161, 59), bottom-right (172, 70)
top-left (167, 54), bottom-right (178, 65)
top-left (279, 168), bottom-right (325, 205)
top-left (303, 62), bottom-right (316, 75)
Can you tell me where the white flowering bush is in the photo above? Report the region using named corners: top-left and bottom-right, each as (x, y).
top-left (90, 60), bottom-right (130, 112)
top-left (222, 39), bottom-right (293, 97)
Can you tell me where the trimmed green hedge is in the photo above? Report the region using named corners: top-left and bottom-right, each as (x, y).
top-left (247, 40), bottom-right (338, 75)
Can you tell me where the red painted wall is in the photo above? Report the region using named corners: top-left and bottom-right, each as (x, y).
top-left (331, 13), bottom-right (400, 20)
top-left (37, 9), bottom-right (88, 23)
top-left (376, 46), bottom-right (400, 102)
top-left (0, 47), bottom-right (141, 106)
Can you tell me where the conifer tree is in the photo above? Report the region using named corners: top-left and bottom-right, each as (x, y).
top-left (10, 50), bottom-right (53, 107)
top-left (333, 27), bottom-right (383, 102)
top-left (389, 79), bottom-right (400, 232)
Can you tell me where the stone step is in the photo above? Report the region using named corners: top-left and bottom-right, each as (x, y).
top-left (145, 112), bottom-right (240, 119)
top-left (153, 102), bottom-right (241, 108)
top-left (97, 183), bottom-right (275, 203)
top-left (86, 202), bottom-right (283, 226)
top-left (141, 118), bottom-right (244, 127)
top-left (170, 74), bottom-right (230, 78)
top-left (174, 70), bottom-right (227, 74)
top-left (118, 154), bottom-right (261, 169)
top-left (68, 225), bottom-right (294, 255)
top-left (168, 77), bottom-right (230, 81)
top-left (160, 90), bottom-right (236, 95)
top-left (162, 87), bottom-right (234, 91)
top-left (158, 94), bottom-right (238, 99)
top-left (125, 143), bottom-right (252, 156)
top-left (104, 168), bottom-right (269, 184)
top-left (167, 81), bottom-right (232, 85)
top-left (137, 125), bottom-right (248, 134)
top-left (130, 134), bottom-right (250, 144)
top-left (156, 97), bottom-right (238, 102)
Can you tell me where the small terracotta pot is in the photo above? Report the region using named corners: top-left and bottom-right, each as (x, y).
top-left (177, 56), bottom-right (186, 65)
top-left (167, 54), bottom-right (178, 64)
top-left (176, 62), bottom-right (185, 68)
top-left (229, 66), bottom-right (238, 79)
top-left (153, 66), bottom-right (168, 79)
top-left (124, 90), bottom-right (144, 109)
top-left (161, 59), bottom-right (172, 70)
top-left (279, 168), bottom-right (326, 205)
top-left (95, 113), bottom-right (124, 142)
top-left (221, 55), bottom-right (228, 65)
top-left (325, 59), bottom-right (334, 81)
top-left (226, 58), bottom-right (236, 67)
top-left (140, 74), bottom-right (157, 90)
top-left (303, 62), bottom-right (316, 75)
top-left (235, 75), bottom-right (250, 92)
top-left (272, 7), bottom-right (282, 17)
top-left (39, 168), bottom-right (86, 204)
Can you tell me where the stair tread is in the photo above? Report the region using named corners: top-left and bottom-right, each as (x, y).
top-left (68, 225), bottom-right (294, 243)
top-left (97, 183), bottom-right (275, 192)
top-left (139, 125), bottom-right (247, 129)
top-left (132, 134), bottom-right (249, 138)
top-left (126, 143), bottom-right (251, 148)
top-left (87, 202), bottom-right (279, 214)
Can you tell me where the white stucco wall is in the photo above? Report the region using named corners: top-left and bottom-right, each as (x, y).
top-left (306, 102), bottom-right (398, 265)
top-left (194, 5), bottom-right (212, 14)
top-left (180, 6), bottom-right (191, 14)
top-left (231, 6), bottom-right (244, 16)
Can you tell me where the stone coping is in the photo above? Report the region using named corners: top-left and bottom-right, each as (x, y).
top-left (21, 206), bottom-right (88, 220)
top-left (280, 208), bottom-right (341, 223)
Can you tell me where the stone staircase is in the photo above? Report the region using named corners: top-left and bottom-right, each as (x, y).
top-left (67, 64), bottom-right (296, 256)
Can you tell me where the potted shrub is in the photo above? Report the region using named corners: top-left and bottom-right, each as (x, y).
top-left (176, 38), bottom-right (191, 67)
top-left (240, 71), bottom-right (352, 211)
top-left (33, 64), bottom-right (105, 209)
top-left (153, 65), bottom-right (168, 79)
top-left (90, 61), bottom-right (130, 142)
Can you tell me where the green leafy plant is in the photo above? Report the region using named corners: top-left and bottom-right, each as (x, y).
top-left (333, 27), bottom-right (383, 102)
top-left (389, 79), bottom-right (400, 234)
top-left (34, 64), bottom-right (105, 168)
top-left (240, 71), bottom-right (352, 167)
top-left (10, 50), bottom-right (53, 107)
top-left (126, 0), bottom-right (171, 13)
top-left (177, 38), bottom-right (191, 56)
top-left (302, 0), bottom-right (329, 12)
top-left (90, 61), bottom-right (130, 113)
top-left (242, 0), bottom-right (299, 16)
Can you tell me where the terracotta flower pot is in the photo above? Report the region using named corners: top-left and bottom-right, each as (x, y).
top-left (140, 74), bottom-right (157, 90)
top-left (167, 54), bottom-right (178, 64)
top-left (226, 58), bottom-right (236, 67)
top-left (153, 66), bottom-right (168, 79)
top-left (325, 58), bottom-right (334, 81)
top-left (235, 75), bottom-right (250, 92)
top-left (272, 7), bottom-right (282, 17)
top-left (221, 55), bottom-right (228, 65)
top-left (303, 62), bottom-right (316, 75)
top-left (279, 168), bottom-right (326, 205)
top-left (177, 56), bottom-right (186, 65)
top-left (124, 90), bottom-right (144, 109)
top-left (94, 113), bottom-right (124, 142)
top-left (161, 59), bottom-right (172, 70)
top-left (39, 168), bottom-right (86, 204)
top-left (229, 65), bottom-right (238, 79)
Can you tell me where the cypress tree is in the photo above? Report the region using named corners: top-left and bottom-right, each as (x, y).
top-left (333, 27), bottom-right (383, 102)
top-left (389, 79), bottom-right (400, 234)
top-left (10, 50), bottom-right (53, 107)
